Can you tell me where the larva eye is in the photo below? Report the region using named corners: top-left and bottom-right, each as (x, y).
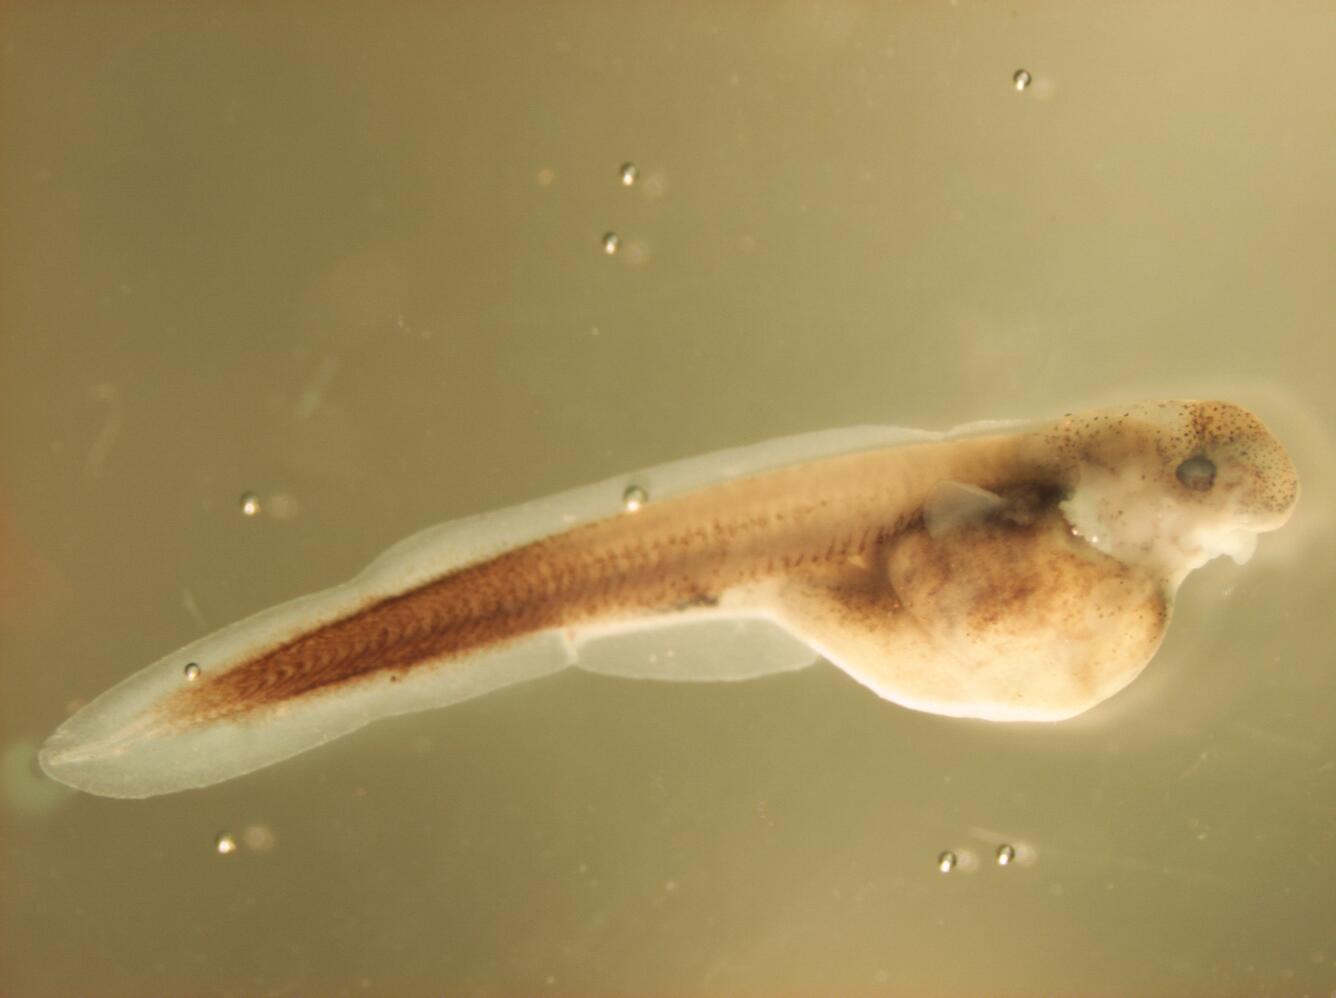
top-left (1176, 454), bottom-right (1217, 492)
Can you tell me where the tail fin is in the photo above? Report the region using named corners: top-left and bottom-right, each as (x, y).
top-left (39, 599), bottom-right (574, 800)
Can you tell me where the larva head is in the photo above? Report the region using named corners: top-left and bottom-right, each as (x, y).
top-left (1041, 401), bottom-right (1299, 587)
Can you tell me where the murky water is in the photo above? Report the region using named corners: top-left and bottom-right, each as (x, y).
top-left (3, 4), bottom-right (1335, 996)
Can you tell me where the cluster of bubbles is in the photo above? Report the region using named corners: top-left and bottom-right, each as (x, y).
top-left (937, 843), bottom-right (1020, 874)
top-left (601, 163), bottom-right (640, 257)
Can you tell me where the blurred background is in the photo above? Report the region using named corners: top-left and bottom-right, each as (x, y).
top-left (3, 3), bottom-right (1334, 995)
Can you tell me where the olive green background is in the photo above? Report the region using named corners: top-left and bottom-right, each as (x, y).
top-left (3, 3), bottom-right (1334, 995)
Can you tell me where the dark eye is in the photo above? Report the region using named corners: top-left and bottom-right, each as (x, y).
top-left (1176, 455), bottom-right (1217, 492)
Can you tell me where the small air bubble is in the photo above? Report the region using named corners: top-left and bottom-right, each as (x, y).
top-left (619, 163), bottom-right (639, 187)
top-left (622, 484), bottom-right (648, 512)
top-left (184, 662), bottom-right (201, 681)
top-left (602, 232), bottom-right (621, 256)
top-left (215, 832), bottom-right (237, 856)
top-left (239, 492), bottom-right (261, 517)
top-left (1013, 69), bottom-right (1032, 92)
top-left (937, 850), bottom-right (957, 874)
top-left (996, 843), bottom-right (1016, 866)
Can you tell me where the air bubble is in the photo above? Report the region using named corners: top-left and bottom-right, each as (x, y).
top-left (602, 232), bottom-right (621, 256)
top-left (619, 163), bottom-right (639, 187)
top-left (937, 850), bottom-right (957, 874)
top-left (184, 662), bottom-right (201, 681)
top-left (215, 832), bottom-right (237, 856)
top-left (239, 492), bottom-right (261, 517)
top-left (622, 485), bottom-right (648, 512)
top-left (996, 843), bottom-right (1016, 866)
top-left (1013, 69), bottom-right (1032, 92)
